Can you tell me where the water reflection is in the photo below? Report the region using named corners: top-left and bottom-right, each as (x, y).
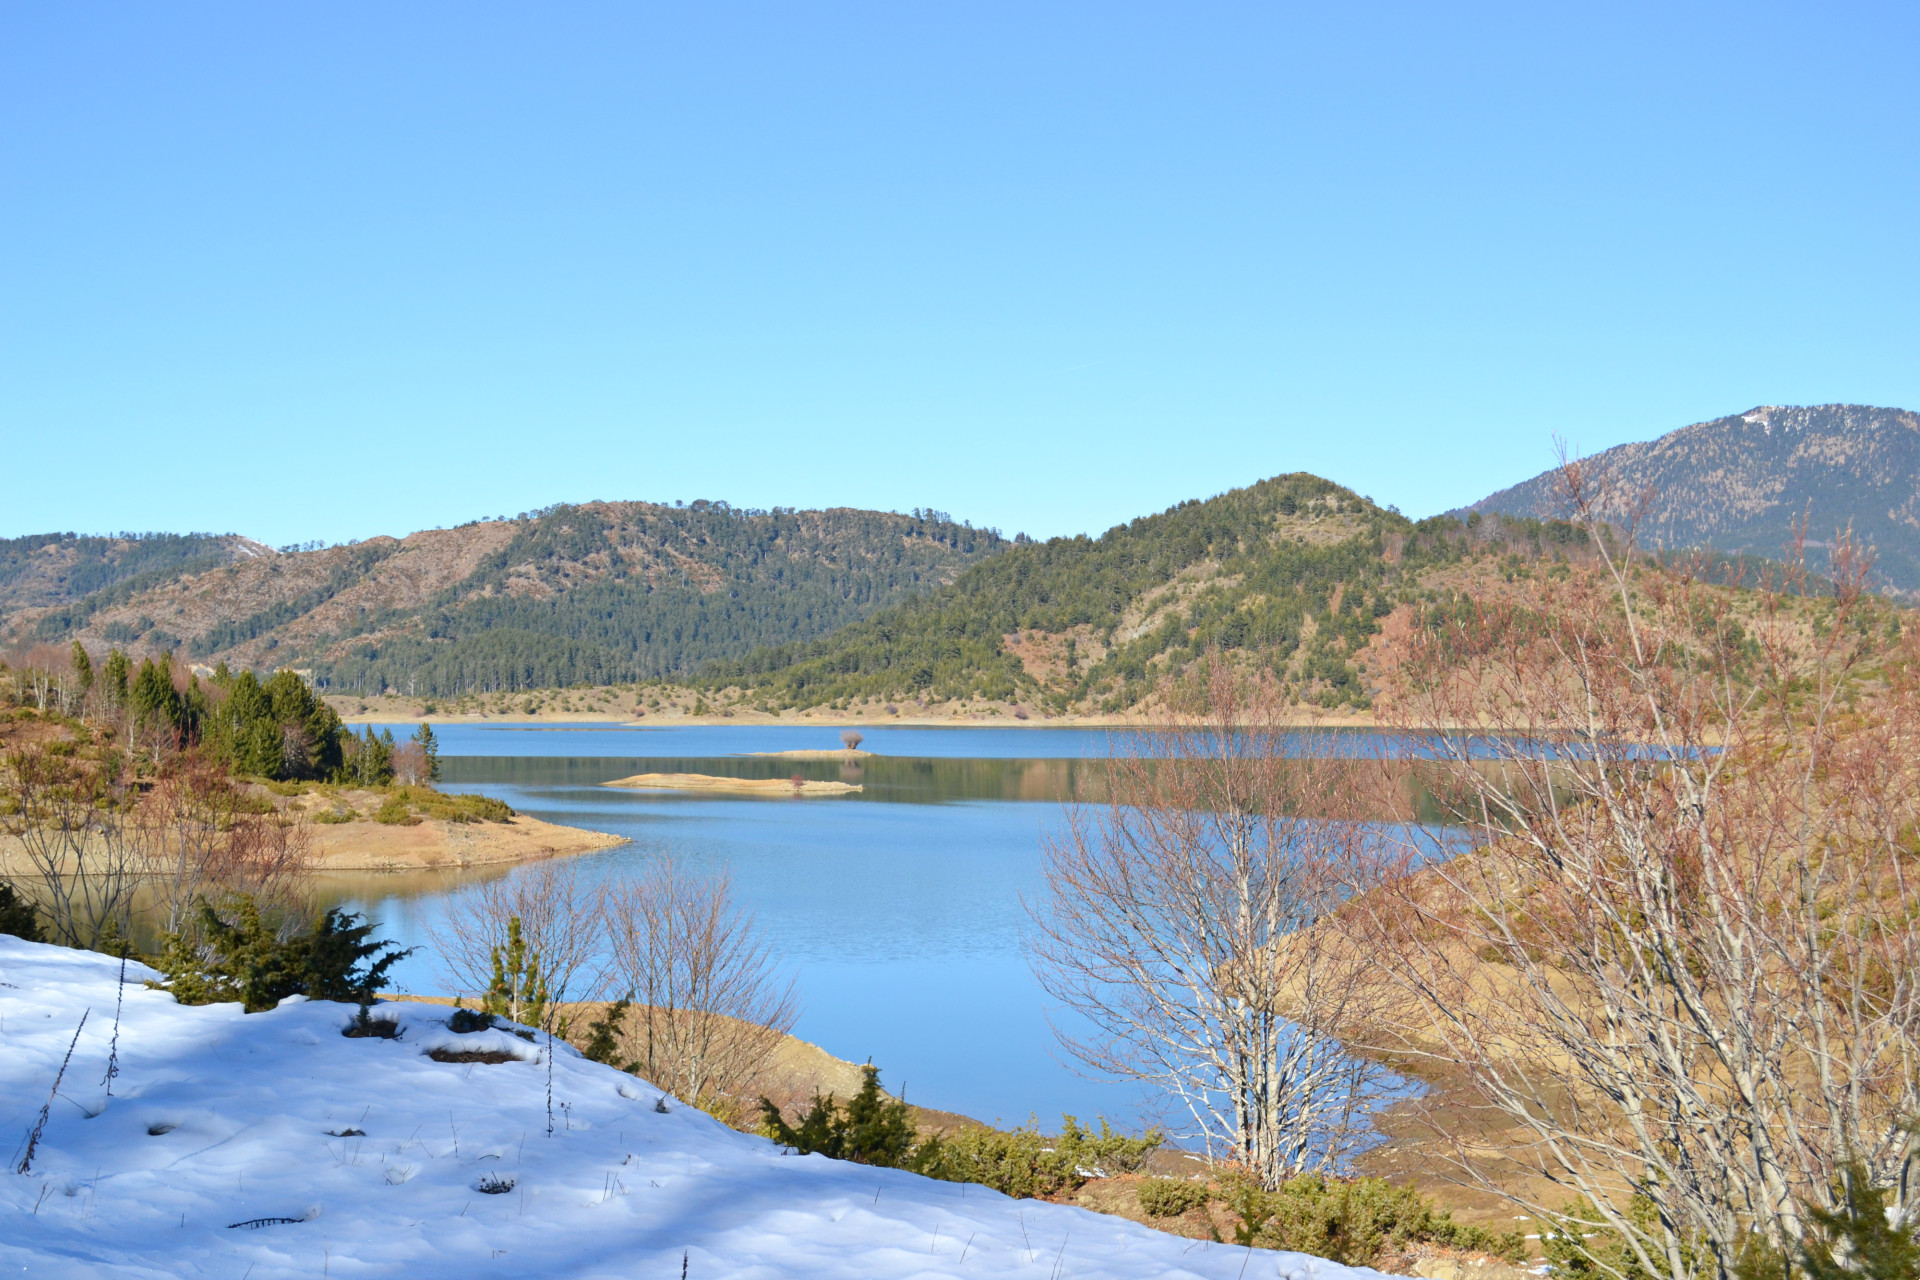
top-left (328, 751), bottom-right (1457, 1134)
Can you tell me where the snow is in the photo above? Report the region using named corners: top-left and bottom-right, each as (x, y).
top-left (1, 936), bottom-right (1406, 1279)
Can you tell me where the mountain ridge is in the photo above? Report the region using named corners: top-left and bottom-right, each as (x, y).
top-left (2, 502), bottom-right (1004, 694)
top-left (1463, 403), bottom-right (1920, 592)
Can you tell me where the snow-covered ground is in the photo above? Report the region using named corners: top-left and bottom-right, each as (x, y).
top-left (1, 936), bottom-right (1405, 1279)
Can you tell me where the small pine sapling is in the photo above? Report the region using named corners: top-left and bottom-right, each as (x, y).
top-left (481, 916), bottom-right (550, 1028)
top-left (582, 995), bottom-right (635, 1070)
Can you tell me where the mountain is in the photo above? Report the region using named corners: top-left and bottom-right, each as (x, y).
top-left (3, 503), bottom-right (1003, 694)
top-left (702, 474), bottom-right (1453, 714)
top-left (0, 532), bottom-right (273, 623)
top-left (1463, 404), bottom-right (1920, 592)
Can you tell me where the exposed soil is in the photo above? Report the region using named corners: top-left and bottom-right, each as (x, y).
top-left (426, 1047), bottom-right (526, 1065)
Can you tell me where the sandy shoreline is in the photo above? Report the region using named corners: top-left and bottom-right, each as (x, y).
top-left (0, 811), bottom-right (626, 879)
top-left (303, 812), bottom-right (626, 871)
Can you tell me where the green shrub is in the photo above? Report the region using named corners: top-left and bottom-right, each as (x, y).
top-left (756, 1061), bottom-right (1160, 1200)
top-left (1223, 1174), bottom-right (1526, 1267)
top-left (153, 895), bottom-right (413, 1013)
top-left (0, 880), bottom-right (44, 942)
top-left (312, 806), bottom-right (354, 824)
top-left (372, 796), bottom-right (420, 826)
top-left (913, 1117), bottom-right (1161, 1199)
top-left (415, 790), bottom-right (515, 824)
top-left (1138, 1177), bottom-right (1212, 1218)
top-left (581, 996), bottom-right (632, 1067)
top-left (448, 1005), bottom-right (496, 1034)
top-left (761, 1065), bottom-right (916, 1168)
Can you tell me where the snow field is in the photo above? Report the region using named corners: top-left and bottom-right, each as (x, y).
top-left (0, 936), bottom-right (1404, 1279)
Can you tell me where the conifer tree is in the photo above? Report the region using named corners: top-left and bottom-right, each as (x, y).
top-left (103, 647), bottom-right (130, 703)
top-left (70, 642), bottom-right (93, 695)
top-left (581, 994), bottom-right (633, 1068)
top-left (0, 882), bottom-right (44, 943)
top-left (130, 655), bottom-right (185, 735)
top-left (1799, 1163), bottom-right (1920, 1280)
top-left (154, 897), bottom-right (412, 1013)
top-left (413, 722), bottom-right (441, 781)
top-left (483, 916), bottom-right (550, 1027)
top-left (758, 1064), bottom-right (915, 1167)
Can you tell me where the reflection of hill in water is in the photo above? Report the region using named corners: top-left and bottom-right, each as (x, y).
top-left (440, 754), bottom-right (1107, 804)
top-left (440, 753), bottom-right (1460, 821)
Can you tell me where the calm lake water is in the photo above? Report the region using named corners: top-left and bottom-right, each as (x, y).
top-left (330, 723), bottom-right (1432, 1133)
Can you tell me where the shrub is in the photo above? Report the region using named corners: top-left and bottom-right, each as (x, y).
top-left (153, 895), bottom-right (414, 1013)
top-left (411, 789), bottom-right (514, 824)
top-left (372, 796), bottom-right (419, 826)
top-left (448, 1006), bottom-right (497, 1034)
top-left (1138, 1177), bottom-right (1212, 1218)
top-left (0, 880), bottom-right (44, 942)
top-left (913, 1117), bottom-right (1161, 1199)
top-left (581, 996), bottom-right (632, 1067)
top-left (757, 1062), bottom-right (1160, 1200)
top-left (312, 806), bottom-right (354, 824)
top-left (342, 1005), bottom-right (402, 1039)
top-left (760, 1064), bottom-right (916, 1168)
top-left (1222, 1174), bottom-right (1527, 1267)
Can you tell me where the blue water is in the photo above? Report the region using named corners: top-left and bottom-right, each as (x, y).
top-left (338, 725), bottom-right (1439, 1134)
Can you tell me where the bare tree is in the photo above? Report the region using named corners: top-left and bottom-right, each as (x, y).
top-left (1, 744), bottom-right (140, 950)
top-left (1026, 655), bottom-right (1403, 1187)
top-left (840, 729), bottom-right (864, 751)
top-left (136, 752), bottom-right (313, 938)
top-left (390, 740), bottom-right (431, 785)
top-left (1356, 459), bottom-right (1920, 1280)
top-left (427, 858), bottom-right (606, 1009)
top-left (602, 858), bottom-right (797, 1109)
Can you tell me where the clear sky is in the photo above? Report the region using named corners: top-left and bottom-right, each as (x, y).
top-left (3, 3), bottom-right (1915, 546)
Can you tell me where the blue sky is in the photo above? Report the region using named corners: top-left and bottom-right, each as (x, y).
top-left (3, 3), bottom-right (1915, 545)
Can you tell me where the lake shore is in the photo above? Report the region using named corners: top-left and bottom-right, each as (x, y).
top-left (0, 809), bottom-right (625, 878)
top-left (303, 812), bottom-right (625, 871)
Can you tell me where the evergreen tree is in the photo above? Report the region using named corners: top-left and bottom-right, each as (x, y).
top-left (154, 896), bottom-right (413, 1013)
top-left (0, 881), bottom-right (44, 943)
top-left (342, 725), bottom-right (395, 786)
top-left (482, 916), bottom-right (550, 1027)
top-left (413, 722), bottom-right (441, 781)
top-left (1799, 1163), bottom-right (1920, 1280)
top-left (69, 642), bottom-right (93, 695)
top-left (759, 1064), bottom-right (916, 1167)
top-left (581, 995), bottom-right (633, 1068)
top-left (130, 655), bottom-right (186, 735)
top-left (102, 647), bottom-right (130, 703)
top-left (201, 667), bottom-right (348, 780)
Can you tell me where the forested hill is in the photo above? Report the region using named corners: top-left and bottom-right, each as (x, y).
top-left (702, 474), bottom-right (1467, 714)
top-left (3, 503), bottom-right (1003, 694)
top-left (0, 532), bottom-right (272, 623)
top-left (1465, 404), bottom-right (1920, 594)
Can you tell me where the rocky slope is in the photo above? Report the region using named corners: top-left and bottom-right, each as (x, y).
top-left (1464, 404), bottom-right (1920, 592)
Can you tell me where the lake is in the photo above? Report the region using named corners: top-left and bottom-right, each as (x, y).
top-left (330, 723), bottom-right (1429, 1135)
